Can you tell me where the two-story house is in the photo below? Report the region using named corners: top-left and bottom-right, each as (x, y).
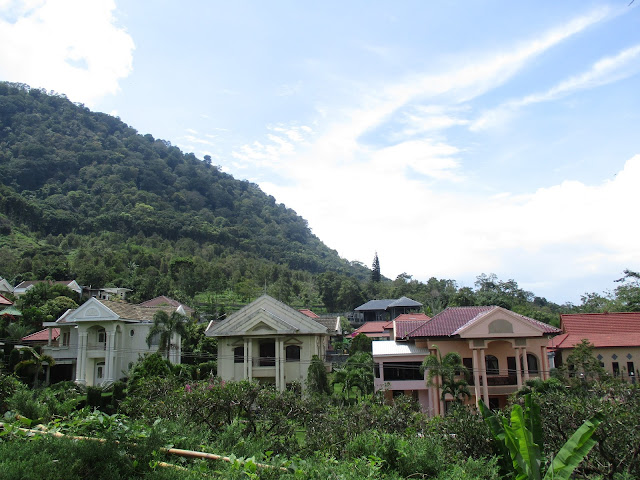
top-left (373, 306), bottom-right (560, 416)
top-left (42, 297), bottom-right (182, 386)
top-left (206, 295), bottom-right (330, 391)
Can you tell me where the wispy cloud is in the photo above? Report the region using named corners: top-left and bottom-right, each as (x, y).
top-left (472, 43), bottom-right (640, 131)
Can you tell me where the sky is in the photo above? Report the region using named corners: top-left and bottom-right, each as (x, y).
top-left (1, 0), bottom-right (639, 304)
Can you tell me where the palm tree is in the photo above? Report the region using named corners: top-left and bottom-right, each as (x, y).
top-left (146, 309), bottom-right (188, 360)
top-left (421, 348), bottom-right (471, 405)
top-left (14, 346), bottom-right (56, 388)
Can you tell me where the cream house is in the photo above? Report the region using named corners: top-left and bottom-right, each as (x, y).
top-left (206, 295), bottom-right (329, 391)
top-left (373, 306), bottom-right (560, 416)
top-left (42, 297), bottom-right (182, 386)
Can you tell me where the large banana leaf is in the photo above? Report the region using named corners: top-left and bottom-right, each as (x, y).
top-left (543, 413), bottom-right (603, 480)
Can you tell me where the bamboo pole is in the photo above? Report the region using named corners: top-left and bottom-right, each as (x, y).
top-left (0, 422), bottom-right (288, 472)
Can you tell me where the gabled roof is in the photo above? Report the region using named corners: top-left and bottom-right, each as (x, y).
top-left (205, 295), bottom-right (328, 337)
top-left (139, 295), bottom-right (195, 315)
top-left (50, 297), bottom-right (177, 324)
top-left (0, 306), bottom-right (22, 317)
top-left (550, 312), bottom-right (640, 349)
top-left (352, 321), bottom-right (391, 338)
top-left (355, 296), bottom-right (422, 312)
top-left (388, 296), bottom-right (423, 308)
top-left (398, 306), bottom-right (559, 339)
top-left (22, 328), bottom-right (60, 342)
top-left (313, 316), bottom-right (341, 335)
top-left (15, 280), bottom-right (79, 289)
top-left (0, 294), bottom-right (13, 306)
top-left (384, 313), bottom-right (431, 329)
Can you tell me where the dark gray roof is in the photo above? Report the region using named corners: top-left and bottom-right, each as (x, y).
top-left (355, 299), bottom-right (395, 311)
top-left (388, 296), bottom-right (422, 308)
top-left (355, 297), bottom-right (422, 311)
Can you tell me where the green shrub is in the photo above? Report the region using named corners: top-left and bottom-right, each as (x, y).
top-left (86, 386), bottom-right (103, 408)
top-left (6, 389), bottom-right (50, 422)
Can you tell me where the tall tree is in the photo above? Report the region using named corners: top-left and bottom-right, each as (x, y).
top-left (146, 309), bottom-right (188, 360)
top-left (371, 252), bottom-right (381, 283)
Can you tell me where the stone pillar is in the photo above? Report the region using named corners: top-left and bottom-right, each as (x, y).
top-left (515, 348), bottom-right (523, 389)
top-left (275, 338), bottom-right (281, 391)
top-left (523, 349), bottom-right (530, 381)
top-left (479, 348), bottom-right (489, 405)
top-left (76, 331), bottom-right (88, 384)
top-left (247, 339), bottom-right (253, 381)
top-left (105, 330), bottom-right (115, 383)
top-left (540, 345), bottom-right (547, 380)
top-left (472, 348), bottom-right (481, 406)
top-left (48, 328), bottom-right (52, 347)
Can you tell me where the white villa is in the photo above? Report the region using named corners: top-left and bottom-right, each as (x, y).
top-left (42, 297), bottom-right (182, 386)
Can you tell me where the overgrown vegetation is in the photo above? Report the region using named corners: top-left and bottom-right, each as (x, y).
top-left (1, 352), bottom-right (639, 479)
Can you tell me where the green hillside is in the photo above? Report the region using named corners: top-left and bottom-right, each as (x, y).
top-left (0, 82), bottom-right (369, 306)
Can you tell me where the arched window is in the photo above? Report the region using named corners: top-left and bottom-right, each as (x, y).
top-left (485, 355), bottom-right (500, 376)
top-left (286, 345), bottom-right (301, 362)
top-left (234, 346), bottom-right (244, 364)
top-left (521, 353), bottom-right (539, 375)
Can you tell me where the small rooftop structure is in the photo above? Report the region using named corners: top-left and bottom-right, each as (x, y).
top-left (353, 296), bottom-right (423, 324)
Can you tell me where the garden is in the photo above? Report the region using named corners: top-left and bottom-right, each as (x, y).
top-left (1, 352), bottom-right (639, 479)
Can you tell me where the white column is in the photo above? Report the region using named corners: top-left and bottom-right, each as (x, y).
top-left (479, 348), bottom-right (489, 405)
top-left (515, 348), bottom-right (523, 389)
top-left (522, 348), bottom-right (530, 381)
top-left (247, 339), bottom-right (253, 381)
top-left (275, 339), bottom-right (281, 391)
top-left (540, 345), bottom-right (547, 380)
top-left (243, 339), bottom-right (249, 379)
top-left (76, 332), bottom-right (88, 384)
top-left (472, 348), bottom-right (481, 406)
top-left (105, 331), bottom-right (115, 383)
top-left (47, 328), bottom-right (52, 347)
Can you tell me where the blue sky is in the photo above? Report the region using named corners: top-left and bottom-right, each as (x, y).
top-left (1, 0), bottom-right (639, 304)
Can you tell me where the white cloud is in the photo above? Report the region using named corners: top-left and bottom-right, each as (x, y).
top-left (0, 0), bottom-right (134, 106)
top-left (472, 43), bottom-right (640, 131)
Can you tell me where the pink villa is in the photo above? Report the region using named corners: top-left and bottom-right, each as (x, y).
top-left (373, 306), bottom-right (560, 416)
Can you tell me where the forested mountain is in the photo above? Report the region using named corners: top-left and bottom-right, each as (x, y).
top-left (0, 82), bottom-right (369, 306)
top-left (1, 82), bottom-right (637, 323)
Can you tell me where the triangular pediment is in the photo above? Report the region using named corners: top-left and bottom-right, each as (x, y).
top-left (456, 307), bottom-right (547, 339)
top-left (206, 295), bottom-right (328, 337)
top-left (61, 297), bottom-right (120, 323)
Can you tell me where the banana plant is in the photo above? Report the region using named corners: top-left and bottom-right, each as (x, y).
top-left (478, 394), bottom-right (603, 480)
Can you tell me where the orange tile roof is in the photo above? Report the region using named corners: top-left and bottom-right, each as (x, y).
top-left (0, 294), bottom-right (12, 306)
top-left (22, 328), bottom-right (60, 342)
top-left (352, 321), bottom-right (391, 338)
top-left (298, 309), bottom-right (319, 318)
top-left (551, 312), bottom-right (640, 349)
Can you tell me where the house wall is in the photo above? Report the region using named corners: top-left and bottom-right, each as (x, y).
top-left (44, 321), bottom-right (180, 386)
top-left (557, 345), bottom-right (640, 380)
top-left (218, 334), bottom-right (324, 390)
top-left (374, 335), bottom-right (551, 417)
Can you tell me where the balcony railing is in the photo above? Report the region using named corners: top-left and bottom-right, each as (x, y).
top-left (87, 342), bottom-right (106, 350)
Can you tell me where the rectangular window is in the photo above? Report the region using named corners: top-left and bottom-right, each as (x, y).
top-left (382, 362), bottom-right (423, 381)
top-left (233, 346), bottom-right (244, 364)
top-left (62, 332), bottom-right (70, 347)
top-left (259, 341), bottom-right (275, 366)
top-left (612, 362), bottom-right (620, 377)
top-left (627, 362), bottom-right (635, 378)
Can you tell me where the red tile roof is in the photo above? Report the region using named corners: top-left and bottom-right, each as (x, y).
top-left (22, 328), bottom-right (60, 342)
top-left (352, 321), bottom-right (391, 338)
top-left (299, 309), bottom-right (319, 318)
top-left (382, 313), bottom-right (431, 330)
top-left (550, 312), bottom-right (640, 349)
top-left (0, 294), bottom-right (12, 306)
top-left (399, 306), bottom-right (559, 339)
